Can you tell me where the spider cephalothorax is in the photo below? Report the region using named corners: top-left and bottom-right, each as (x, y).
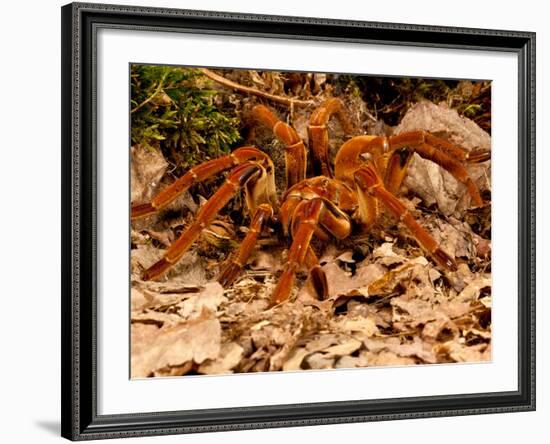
top-left (131, 98), bottom-right (490, 305)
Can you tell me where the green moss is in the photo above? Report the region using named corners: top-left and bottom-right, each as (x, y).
top-left (131, 65), bottom-right (241, 170)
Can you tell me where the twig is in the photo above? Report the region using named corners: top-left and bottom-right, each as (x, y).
top-left (131, 72), bottom-right (167, 114)
top-left (200, 68), bottom-right (315, 107)
top-left (363, 109), bottom-right (379, 123)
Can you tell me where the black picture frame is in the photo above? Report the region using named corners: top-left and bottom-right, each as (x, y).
top-left (61, 2), bottom-right (536, 440)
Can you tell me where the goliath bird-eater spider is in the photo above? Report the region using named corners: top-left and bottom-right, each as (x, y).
top-left (131, 98), bottom-right (490, 306)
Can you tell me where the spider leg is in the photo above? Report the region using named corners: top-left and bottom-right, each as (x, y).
top-left (218, 203), bottom-right (273, 288)
top-left (467, 149), bottom-right (492, 163)
top-left (354, 165), bottom-right (457, 271)
top-left (333, 135), bottom-right (386, 184)
top-left (141, 162), bottom-right (265, 281)
top-left (390, 131), bottom-right (489, 162)
top-left (271, 199), bottom-right (323, 305)
top-left (388, 131), bottom-right (489, 207)
top-left (383, 147), bottom-right (415, 194)
top-left (271, 197), bottom-right (352, 305)
top-left (308, 98), bottom-right (354, 177)
top-left (279, 194), bottom-right (301, 236)
top-left (131, 146), bottom-right (273, 219)
top-left (304, 247), bottom-right (328, 300)
top-left (252, 105), bottom-right (307, 188)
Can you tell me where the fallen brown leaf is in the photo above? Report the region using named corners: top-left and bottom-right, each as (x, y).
top-left (198, 342), bottom-right (244, 375)
top-left (130, 144), bottom-right (168, 204)
top-left (131, 318), bottom-right (221, 378)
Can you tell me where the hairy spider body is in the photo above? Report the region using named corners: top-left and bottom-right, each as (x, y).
top-left (131, 98), bottom-right (490, 305)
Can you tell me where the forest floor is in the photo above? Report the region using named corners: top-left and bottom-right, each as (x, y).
top-left (129, 69), bottom-right (492, 378)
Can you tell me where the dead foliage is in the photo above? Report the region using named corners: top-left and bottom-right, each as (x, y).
top-left (130, 70), bottom-right (491, 378)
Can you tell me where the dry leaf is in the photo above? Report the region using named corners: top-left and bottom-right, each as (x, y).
top-left (335, 355), bottom-right (369, 368)
top-left (334, 317), bottom-right (379, 338)
top-left (305, 353), bottom-right (335, 369)
top-left (154, 361), bottom-right (194, 377)
top-left (282, 348), bottom-right (309, 371)
top-left (314, 261), bottom-right (386, 300)
top-left (249, 250), bottom-right (283, 272)
top-left (131, 288), bottom-right (151, 312)
top-left (364, 337), bottom-right (437, 363)
top-left (372, 242), bottom-right (406, 266)
top-left (305, 334), bottom-right (341, 352)
top-left (133, 247), bottom-right (210, 286)
top-left (392, 296), bottom-right (438, 324)
top-left (366, 351), bottom-right (416, 366)
top-left (145, 229), bottom-right (174, 247)
top-left (431, 219), bottom-right (474, 259)
top-left (336, 251), bottom-right (355, 263)
top-left (368, 257), bottom-right (429, 297)
top-left (176, 282), bottom-right (225, 320)
top-left (435, 341), bottom-right (491, 362)
top-left (130, 144), bottom-right (168, 204)
top-left (422, 319), bottom-right (460, 342)
top-left (322, 339), bottom-right (362, 357)
top-left (198, 342), bottom-right (244, 374)
top-left (251, 325), bottom-right (290, 349)
top-left (131, 318), bottom-right (221, 378)
top-left (456, 276), bottom-right (492, 302)
top-left (131, 311), bottom-right (184, 327)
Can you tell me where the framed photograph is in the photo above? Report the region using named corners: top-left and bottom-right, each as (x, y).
top-left (61, 2), bottom-right (536, 440)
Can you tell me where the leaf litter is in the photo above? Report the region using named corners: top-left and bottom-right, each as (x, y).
top-left (130, 92), bottom-right (491, 378)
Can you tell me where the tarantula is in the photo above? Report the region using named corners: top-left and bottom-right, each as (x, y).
top-left (131, 98), bottom-right (490, 305)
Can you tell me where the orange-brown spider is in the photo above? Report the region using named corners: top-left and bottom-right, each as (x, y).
top-left (131, 98), bottom-right (490, 305)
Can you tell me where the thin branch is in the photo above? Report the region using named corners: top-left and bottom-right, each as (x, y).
top-left (131, 73), bottom-right (167, 114)
top-left (200, 68), bottom-right (315, 107)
